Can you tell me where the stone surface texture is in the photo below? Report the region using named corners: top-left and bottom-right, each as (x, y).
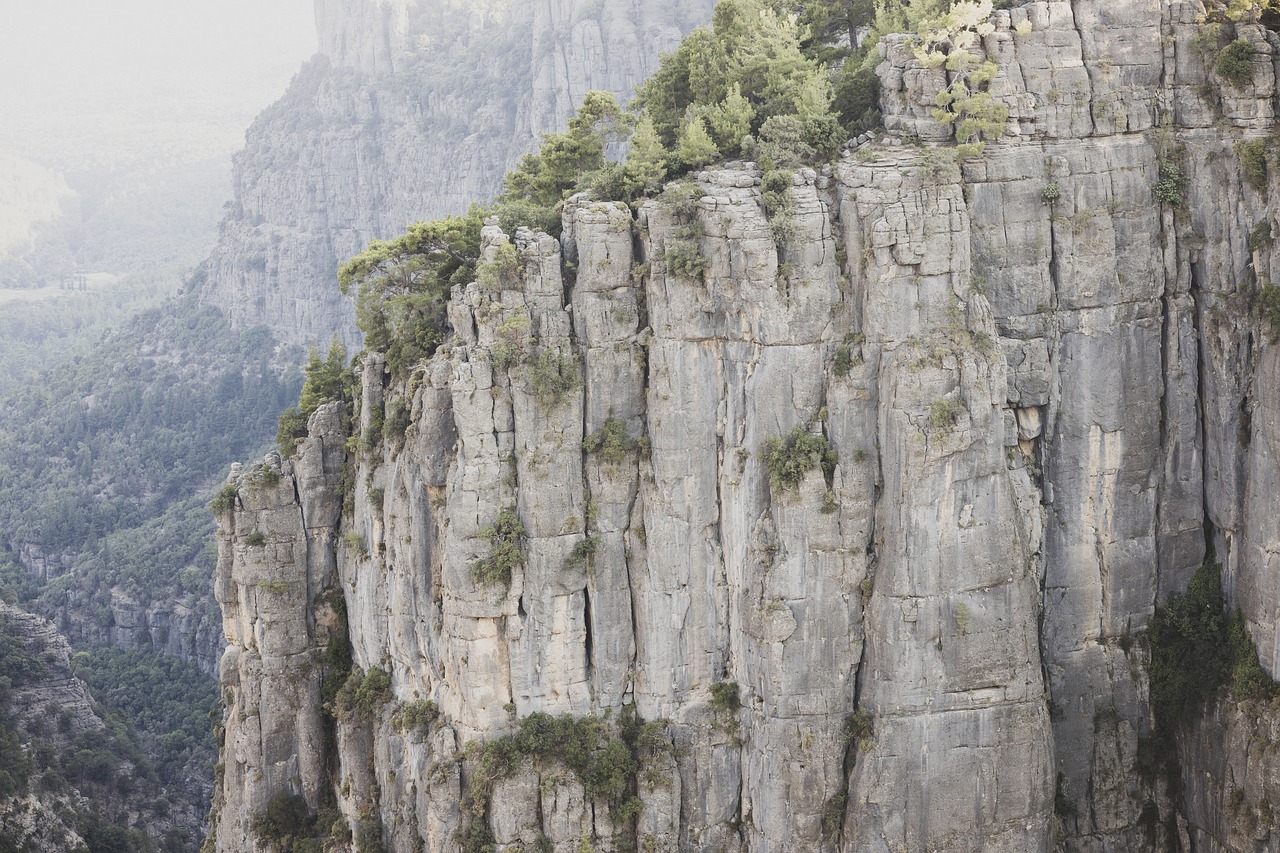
top-left (210, 1), bottom-right (1280, 852)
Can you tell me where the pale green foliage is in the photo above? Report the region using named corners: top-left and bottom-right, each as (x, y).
top-left (473, 508), bottom-right (526, 586)
top-left (678, 112), bottom-right (721, 167)
top-left (707, 83), bottom-right (756, 151)
top-left (761, 427), bottom-right (834, 490)
top-left (528, 349), bottom-right (581, 409)
top-left (916, 2), bottom-right (1008, 154)
top-left (277, 339), bottom-right (353, 456)
top-left (476, 242), bottom-right (519, 290)
top-left (638, 0), bottom-right (835, 157)
top-left (623, 114), bottom-right (670, 196)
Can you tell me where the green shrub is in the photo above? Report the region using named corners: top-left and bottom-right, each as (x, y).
top-left (277, 339), bottom-right (354, 456)
top-left (663, 239), bottom-right (707, 279)
top-left (1259, 280), bottom-right (1280, 343)
top-left (1249, 219), bottom-right (1274, 252)
top-left (252, 792), bottom-right (313, 845)
top-left (1153, 160), bottom-right (1187, 206)
top-left (710, 680), bottom-right (741, 714)
top-left (333, 667), bottom-right (394, 723)
top-left (392, 700), bottom-right (440, 734)
top-left (383, 400), bottom-right (411, 445)
top-left (1237, 138), bottom-right (1268, 191)
top-left (583, 418), bottom-right (638, 465)
top-left (842, 710), bottom-right (874, 748)
top-left (245, 532), bottom-right (266, 547)
top-left (476, 242), bottom-right (520, 291)
top-left (472, 508), bottom-right (525, 586)
top-left (1041, 183), bottom-right (1062, 204)
top-left (1217, 39), bottom-right (1255, 87)
top-left (833, 345), bottom-right (853, 377)
top-left (928, 397), bottom-right (963, 431)
top-left (210, 483), bottom-right (239, 514)
top-left (564, 536), bottom-right (599, 571)
top-left (761, 427), bottom-right (833, 490)
top-left (528, 350), bottom-right (581, 409)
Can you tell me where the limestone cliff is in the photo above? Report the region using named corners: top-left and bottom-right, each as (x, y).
top-left (209, 1), bottom-right (1280, 852)
top-left (200, 0), bottom-right (714, 350)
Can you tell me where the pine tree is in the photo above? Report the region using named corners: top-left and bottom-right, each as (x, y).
top-left (677, 114), bottom-right (721, 168)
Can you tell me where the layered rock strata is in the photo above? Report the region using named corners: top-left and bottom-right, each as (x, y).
top-left (210, 1), bottom-right (1280, 851)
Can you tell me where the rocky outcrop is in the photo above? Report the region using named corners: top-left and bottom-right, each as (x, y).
top-left (0, 601), bottom-right (209, 851)
top-left (200, 0), bottom-right (715, 350)
top-left (210, 1), bottom-right (1280, 851)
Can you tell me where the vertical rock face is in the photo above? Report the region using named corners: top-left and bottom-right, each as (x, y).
top-left (210, 1), bottom-right (1280, 852)
top-left (199, 0), bottom-right (715, 350)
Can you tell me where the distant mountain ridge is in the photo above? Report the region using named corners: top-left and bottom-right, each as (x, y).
top-left (199, 0), bottom-right (716, 350)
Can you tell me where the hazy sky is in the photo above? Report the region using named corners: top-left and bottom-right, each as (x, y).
top-left (0, 0), bottom-right (317, 171)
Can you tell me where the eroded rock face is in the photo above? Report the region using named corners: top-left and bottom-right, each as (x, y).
top-left (199, 0), bottom-right (715, 350)
top-left (210, 1), bottom-right (1280, 851)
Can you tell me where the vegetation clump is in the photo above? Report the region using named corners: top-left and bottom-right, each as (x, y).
top-left (460, 708), bottom-right (667, 849)
top-left (929, 397), bottom-right (963, 430)
top-left (761, 427), bottom-right (834, 490)
top-left (710, 680), bottom-right (741, 715)
top-left (1141, 563), bottom-right (1277, 788)
top-left (1217, 38), bottom-right (1255, 87)
top-left (1237, 138), bottom-right (1269, 191)
top-left (472, 508), bottom-right (526, 586)
top-left (1259, 279), bottom-right (1280, 342)
top-left (1249, 219), bottom-right (1274, 252)
top-left (583, 418), bottom-right (639, 465)
top-left (210, 482), bottom-right (239, 515)
top-left (528, 349), bottom-right (581, 410)
top-left (1153, 160), bottom-right (1187, 206)
top-left (333, 666), bottom-right (394, 723)
top-left (1041, 182), bottom-right (1062, 204)
top-left (564, 536), bottom-right (599, 571)
top-left (277, 339), bottom-right (354, 456)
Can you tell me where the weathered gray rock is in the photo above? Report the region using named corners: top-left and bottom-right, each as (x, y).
top-left (210, 2), bottom-right (1280, 852)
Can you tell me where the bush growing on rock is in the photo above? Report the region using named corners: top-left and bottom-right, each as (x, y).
top-left (1216, 38), bottom-right (1255, 87)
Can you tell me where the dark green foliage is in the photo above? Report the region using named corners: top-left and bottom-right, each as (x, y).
top-left (1228, 611), bottom-right (1277, 702)
top-left (0, 297), bottom-right (297, 609)
top-left (841, 709), bottom-right (874, 746)
top-left (583, 418), bottom-right (639, 465)
top-left (472, 509), bottom-right (526, 587)
top-left (638, 0), bottom-right (835, 152)
top-left (710, 680), bottom-right (741, 714)
top-left (210, 483), bottom-right (239, 514)
top-left (1147, 563), bottom-right (1234, 731)
top-left (245, 532), bottom-right (266, 547)
top-left (319, 591), bottom-right (352, 713)
top-left (341, 208), bottom-right (486, 378)
top-left (1236, 138), bottom-right (1268, 191)
top-left (277, 339), bottom-right (353, 456)
top-left (1249, 219), bottom-right (1274, 252)
top-left (564, 536), bottom-right (599, 571)
top-left (761, 427), bottom-right (832, 490)
top-left (72, 647), bottom-right (219, 786)
top-left (383, 400), bottom-right (411, 445)
top-left (355, 820), bottom-right (386, 853)
top-left (333, 667), bottom-right (393, 723)
top-left (253, 792), bottom-right (313, 848)
top-left (1260, 280), bottom-right (1280, 343)
top-left (833, 346), bottom-right (853, 377)
top-left (833, 66), bottom-right (882, 135)
top-left (501, 91), bottom-right (628, 220)
top-left (391, 700), bottom-right (440, 734)
top-left (1217, 39), bottom-right (1255, 87)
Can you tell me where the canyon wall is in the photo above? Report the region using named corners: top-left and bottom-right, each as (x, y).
top-left (209, 1), bottom-right (1280, 851)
